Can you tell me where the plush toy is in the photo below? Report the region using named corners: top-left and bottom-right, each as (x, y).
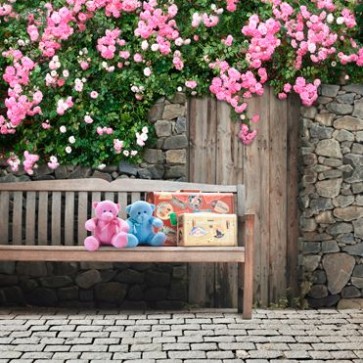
top-left (84, 200), bottom-right (138, 251)
top-left (126, 201), bottom-right (166, 246)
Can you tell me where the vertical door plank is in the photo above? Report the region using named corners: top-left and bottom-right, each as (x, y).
top-left (215, 101), bottom-right (238, 308)
top-left (286, 95), bottom-right (301, 298)
top-left (78, 192), bottom-right (88, 245)
top-left (269, 95), bottom-right (288, 303)
top-left (25, 192), bottom-right (36, 245)
top-left (118, 192), bottom-right (128, 219)
top-left (243, 90), bottom-right (271, 306)
top-left (65, 192), bottom-right (75, 245)
top-left (12, 192), bottom-right (23, 245)
top-left (38, 192), bottom-right (48, 245)
top-left (0, 192), bottom-right (9, 244)
top-left (188, 97), bottom-right (217, 307)
top-left (51, 192), bottom-right (62, 245)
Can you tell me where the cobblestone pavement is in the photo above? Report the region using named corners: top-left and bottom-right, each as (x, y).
top-left (0, 308), bottom-right (362, 363)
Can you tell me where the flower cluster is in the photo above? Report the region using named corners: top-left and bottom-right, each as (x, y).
top-left (1, 0), bottom-right (363, 173)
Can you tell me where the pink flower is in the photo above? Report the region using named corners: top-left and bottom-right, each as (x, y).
top-left (80, 61), bottom-right (89, 70)
top-left (238, 124), bottom-right (257, 145)
top-left (185, 80), bottom-right (197, 89)
top-left (251, 114), bottom-right (260, 123)
top-left (133, 53), bottom-right (143, 62)
top-left (90, 91), bottom-right (99, 99)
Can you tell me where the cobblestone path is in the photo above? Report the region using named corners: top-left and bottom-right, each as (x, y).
top-left (0, 308), bottom-right (362, 362)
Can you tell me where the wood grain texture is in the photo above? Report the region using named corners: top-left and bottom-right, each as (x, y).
top-left (51, 192), bottom-right (61, 245)
top-left (77, 192), bottom-right (88, 246)
top-left (25, 192), bottom-right (36, 245)
top-left (13, 192), bottom-right (23, 245)
top-left (65, 192), bottom-right (75, 245)
top-left (38, 192), bottom-right (48, 245)
top-left (0, 191), bottom-right (9, 244)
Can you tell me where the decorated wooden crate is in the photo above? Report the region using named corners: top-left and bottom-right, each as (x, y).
top-left (177, 213), bottom-right (237, 247)
top-left (147, 191), bottom-right (235, 245)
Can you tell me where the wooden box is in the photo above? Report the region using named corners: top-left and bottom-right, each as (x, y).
top-left (147, 191), bottom-right (235, 246)
top-left (177, 213), bottom-right (237, 247)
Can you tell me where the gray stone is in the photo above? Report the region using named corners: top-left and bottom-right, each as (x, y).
top-left (148, 102), bottom-right (164, 122)
top-left (310, 198), bottom-right (333, 213)
top-left (69, 166), bottom-right (92, 179)
top-left (2, 286), bottom-right (24, 304)
top-left (168, 281), bottom-right (187, 300)
top-left (0, 274), bottom-right (18, 286)
top-left (94, 282), bottom-right (127, 303)
top-left (319, 169), bottom-right (342, 180)
top-left (333, 195), bottom-right (354, 208)
top-left (315, 211), bottom-right (335, 224)
top-left (343, 154), bottom-right (363, 183)
top-left (316, 178), bottom-right (342, 198)
top-left (308, 294), bottom-right (340, 308)
top-left (357, 131), bottom-right (363, 142)
top-left (40, 276), bottom-right (73, 288)
top-left (351, 277), bottom-right (363, 289)
top-left (143, 149), bottom-right (165, 164)
top-left (342, 84), bottom-right (363, 94)
top-left (308, 284), bottom-right (328, 299)
top-left (300, 218), bottom-right (317, 232)
top-left (302, 242), bottom-right (321, 254)
top-left (119, 161), bottom-right (138, 176)
top-left (352, 143), bottom-right (363, 154)
top-left (115, 269), bottom-right (144, 284)
top-left (144, 287), bottom-right (168, 301)
top-left (353, 99), bottom-right (363, 119)
top-left (303, 153), bottom-right (317, 166)
top-left (319, 157), bottom-right (343, 167)
top-left (316, 139), bottom-right (342, 158)
top-left (54, 166), bottom-right (70, 179)
top-left (327, 222), bottom-right (352, 235)
top-left (336, 93), bottom-right (355, 104)
top-left (28, 287), bottom-right (58, 306)
top-left (52, 262), bottom-right (78, 275)
top-left (0, 174), bottom-right (20, 183)
top-left (317, 96), bottom-right (333, 105)
top-left (303, 255), bottom-right (320, 272)
top-left (334, 116), bottom-right (363, 131)
top-left (357, 195), bottom-right (363, 206)
top-left (92, 171), bottom-right (112, 182)
top-left (127, 285), bottom-right (144, 300)
top-left (315, 112), bottom-right (334, 126)
top-left (162, 104), bottom-right (185, 119)
top-left (173, 266), bottom-right (187, 279)
top-left (336, 233), bottom-right (355, 244)
top-left (0, 262), bottom-right (15, 274)
top-left (170, 92), bottom-right (186, 104)
top-left (17, 262), bottom-right (48, 277)
top-left (337, 298), bottom-right (363, 309)
top-left (165, 165), bottom-right (187, 179)
top-left (321, 85), bottom-right (340, 97)
top-left (344, 242), bottom-right (363, 256)
top-left (352, 183), bottom-right (363, 194)
top-left (154, 120), bottom-right (172, 137)
top-left (312, 270), bottom-right (327, 284)
top-left (145, 270), bottom-right (170, 287)
top-left (163, 135), bottom-right (188, 150)
top-left (353, 264), bottom-right (363, 277)
top-left (301, 107), bottom-right (317, 119)
top-left (166, 150), bottom-right (187, 165)
top-left (175, 116), bottom-right (187, 134)
top-left (333, 206), bottom-right (363, 221)
top-left (310, 125), bottom-right (333, 139)
top-left (341, 286), bottom-right (361, 298)
top-left (137, 168), bottom-right (152, 179)
top-left (333, 129), bottom-right (355, 142)
top-left (327, 102), bottom-right (353, 115)
top-left (322, 240), bottom-right (340, 253)
top-left (322, 253), bottom-right (355, 294)
top-left (58, 286), bottom-right (79, 301)
top-left (75, 270), bottom-right (102, 289)
top-left (147, 165), bottom-right (165, 179)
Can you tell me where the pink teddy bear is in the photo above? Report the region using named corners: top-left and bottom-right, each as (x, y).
top-left (84, 200), bottom-right (138, 251)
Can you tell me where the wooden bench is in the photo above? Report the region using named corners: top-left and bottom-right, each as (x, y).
top-left (0, 178), bottom-right (254, 318)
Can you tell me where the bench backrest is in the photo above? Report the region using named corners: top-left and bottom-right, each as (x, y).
top-left (0, 178), bottom-right (245, 247)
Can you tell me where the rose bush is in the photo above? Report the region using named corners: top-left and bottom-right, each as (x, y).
top-left (0, 0), bottom-right (363, 173)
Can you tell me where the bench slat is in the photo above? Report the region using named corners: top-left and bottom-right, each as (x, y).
top-left (38, 192), bottom-right (48, 245)
top-left (0, 246), bottom-right (245, 263)
top-left (105, 192), bottom-right (114, 202)
top-left (25, 192), bottom-right (36, 245)
top-left (91, 192), bottom-right (101, 206)
top-left (118, 193), bottom-right (127, 219)
top-left (65, 192), bottom-right (75, 245)
top-left (77, 192), bottom-right (88, 245)
top-left (0, 191), bottom-right (9, 244)
top-left (52, 192), bottom-right (61, 245)
top-left (13, 192), bottom-right (23, 244)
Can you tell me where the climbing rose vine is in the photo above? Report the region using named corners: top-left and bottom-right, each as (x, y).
top-left (1, 0), bottom-right (363, 173)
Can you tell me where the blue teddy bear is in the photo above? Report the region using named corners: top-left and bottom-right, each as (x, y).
top-left (126, 201), bottom-right (166, 246)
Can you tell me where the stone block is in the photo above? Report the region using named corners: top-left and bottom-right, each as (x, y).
top-left (115, 269), bottom-right (144, 284)
top-left (336, 93), bottom-right (355, 104)
top-left (301, 106), bottom-right (317, 119)
top-left (145, 270), bottom-right (170, 287)
top-left (317, 96), bottom-right (332, 105)
top-left (312, 270), bottom-right (327, 284)
top-left (302, 242), bottom-right (321, 254)
top-left (0, 274), bottom-right (18, 286)
top-left (94, 282), bottom-right (127, 303)
top-left (170, 92), bottom-right (186, 105)
top-left (310, 197), bottom-right (333, 213)
top-left (357, 131), bottom-right (363, 142)
top-left (144, 287), bottom-right (168, 301)
top-left (310, 125), bottom-right (333, 139)
top-left (321, 85), bottom-right (340, 97)
top-left (308, 284), bottom-right (328, 299)
top-left (353, 99), bottom-right (363, 119)
top-left (119, 161), bottom-right (138, 176)
top-left (327, 222), bottom-right (352, 235)
top-left (92, 170), bottom-right (112, 182)
top-left (336, 233), bottom-right (355, 245)
top-left (352, 143), bottom-right (363, 154)
top-left (155, 120), bottom-right (172, 137)
top-left (173, 266), bottom-right (187, 279)
top-left (327, 102), bottom-right (353, 115)
top-left (147, 165), bottom-right (165, 179)
top-left (137, 168), bottom-right (152, 179)
top-left (148, 102), bottom-right (164, 122)
top-left (0, 262), bottom-right (16, 274)
top-left (321, 240), bottom-right (340, 253)
top-left (17, 262), bottom-right (48, 277)
top-left (316, 178), bottom-right (342, 198)
top-left (168, 282), bottom-right (187, 300)
top-left (162, 104), bottom-right (185, 120)
top-left (69, 166), bottom-right (92, 179)
top-left (175, 116), bottom-right (187, 134)
top-left (352, 182), bottom-right (363, 194)
top-left (341, 286), bottom-right (361, 298)
top-left (315, 211), bottom-right (335, 224)
top-left (315, 112), bottom-right (334, 126)
top-left (343, 242), bottom-right (363, 256)
top-left (143, 149), bottom-right (165, 164)
top-left (27, 287), bottom-right (58, 306)
top-left (163, 135), bottom-right (188, 150)
top-left (302, 255), bottom-right (321, 272)
top-left (342, 84), bottom-right (363, 94)
top-left (353, 263), bottom-right (363, 277)
top-left (40, 276), bottom-right (73, 288)
top-left (351, 277), bottom-right (363, 289)
top-left (127, 285), bottom-right (144, 300)
top-left (333, 129), bottom-right (354, 142)
top-left (316, 139), bottom-right (342, 158)
top-left (300, 218), bottom-right (317, 232)
top-left (2, 286), bottom-right (24, 304)
top-left (319, 157), bottom-right (342, 167)
top-left (334, 116), bottom-right (363, 131)
top-left (166, 150), bottom-right (186, 165)
top-left (76, 270), bottom-right (102, 289)
top-left (165, 165), bottom-right (187, 179)
top-left (58, 286), bottom-right (79, 301)
top-left (322, 253), bottom-right (355, 294)
top-left (337, 298), bottom-right (363, 309)
top-left (333, 206), bottom-right (363, 221)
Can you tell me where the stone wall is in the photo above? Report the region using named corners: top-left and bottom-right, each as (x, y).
top-left (0, 94), bottom-right (189, 309)
top-left (300, 84), bottom-right (363, 308)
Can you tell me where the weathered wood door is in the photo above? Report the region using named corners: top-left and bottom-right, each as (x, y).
top-left (187, 89), bottom-right (301, 307)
